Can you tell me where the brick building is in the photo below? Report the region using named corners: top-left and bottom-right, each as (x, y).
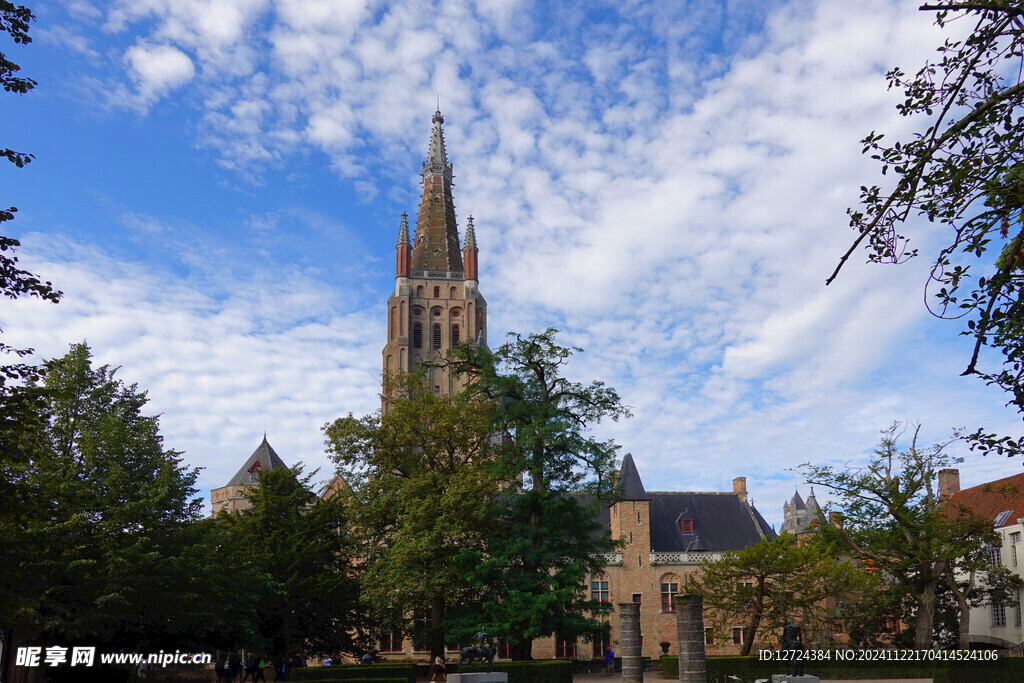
top-left (528, 454), bottom-right (775, 661)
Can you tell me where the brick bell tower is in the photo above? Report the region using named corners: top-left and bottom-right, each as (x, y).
top-left (382, 109), bottom-right (487, 397)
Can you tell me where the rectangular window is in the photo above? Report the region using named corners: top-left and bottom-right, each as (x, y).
top-left (555, 635), bottom-right (575, 659)
top-left (661, 582), bottom-right (679, 612)
top-left (1013, 532), bottom-right (1021, 567)
top-left (989, 545), bottom-right (1003, 567)
top-left (736, 580), bottom-right (754, 593)
top-left (732, 627), bottom-right (745, 645)
top-left (1016, 591), bottom-right (1022, 628)
top-left (590, 580), bottom-right (610, 602)
top-left (379, 631), bottom-right (403, 653)
top-left (704, 627), bottom-right (713, 646)
top-left (591, 633), bottom-right (610, 658)
top-left (632, 593), bottom-right (642, 603)
top-left (993, 603), bottom-right (1007, 628)
top-left (680, 519), bottom-right (694, 534)
top-left (497, 640), bottom-right (512, 659)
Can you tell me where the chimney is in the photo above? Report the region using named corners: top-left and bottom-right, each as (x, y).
top-left (733, 477), bottom-right (747, 503)
top-left (938, 469), bottom-right (961, 499)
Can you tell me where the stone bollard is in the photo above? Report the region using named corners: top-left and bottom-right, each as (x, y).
top-left (618, 601), bottom-right (643, 682)
top-left (676, 594), bottom-right (706, 683)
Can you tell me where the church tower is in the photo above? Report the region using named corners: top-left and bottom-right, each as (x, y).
top-left (382, 110), bottom-right (487, 396)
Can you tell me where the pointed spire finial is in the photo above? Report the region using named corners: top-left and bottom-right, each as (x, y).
top-left (464, 215), bottom-right (477, 249)
top-left (398, 212), bottom-right (410, 246)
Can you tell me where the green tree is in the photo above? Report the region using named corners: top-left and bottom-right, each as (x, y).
top-left (1, 343), bottom-right (213, 650)
top-left (798, 423), bottom-right (1007, 648)
top-left (325, 370), bottom-right (503, 667)
top-left (448, 328), bottom-right (629, 659)
top-left (220, 465), bottom-right (365, 658)
top-left (831, 2), bottom-right (1024, 454)
top-left (690, 532), bottom-right (870, 656)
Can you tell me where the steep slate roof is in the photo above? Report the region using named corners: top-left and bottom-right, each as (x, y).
top-left (948, 472), bottom-right (1024, 527)
top-left (618, 453), bottom-right (650, 500)
top-left (790, 489), bottom-right (805, 509)
top-left (225, 436), bottom-right (289, 486)
top-left (648, 491), bottom-right (774, 552)
top-left (603, 455), bottom-right (774, 552)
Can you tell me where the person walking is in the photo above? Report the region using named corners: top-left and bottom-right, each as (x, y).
top-left (430, 654), bottom-right (447, 682)
top-left (604, 647), bottom-right (615, 675)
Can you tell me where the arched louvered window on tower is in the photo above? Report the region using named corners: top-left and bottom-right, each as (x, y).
top-left (433, 324), bottom-right (442, 349)
top-left (434, 286), bottom-right (440, 298)
top-left (413, 323), bottom-right (423, 348)
top-left (452, 325), bottom-right (460, 345)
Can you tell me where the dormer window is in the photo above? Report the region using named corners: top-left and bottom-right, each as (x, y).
top-left (680, 519), bottom-right (694, 534)
top-left (247, 461), bottom-right (265, 484)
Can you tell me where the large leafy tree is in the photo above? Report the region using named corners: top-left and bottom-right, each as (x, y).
top-left (689, 532), bottom-right (870, 656)
top-left (832, 2), bottom-right (1024, 454)
top-left (325, 370), bottom-right (503, 666)
top-left (1, 344), bottom-right (219, 649)
top-left (220, 465), bottom-right (365, 658)
top-left (798, 423), bottom-right (1010, 648)
top-left (449, 328), bottom-right (629, 659)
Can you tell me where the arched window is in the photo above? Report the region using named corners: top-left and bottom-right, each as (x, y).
top-left (413, 323), bottom-right (423, 348)
top-left (433, 286), bottom-right (440, 298)
top-left (450, 286), bottom-right (457, 298)
top-left (452, 325), bottom-right (460, 345)
top-left (433, 324), bottom-right (442, 349)
top-left (416, 285), bottom-right (424, 297)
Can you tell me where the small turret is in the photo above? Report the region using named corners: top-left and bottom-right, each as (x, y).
top-left (463, 215), bottom-right (478, 281)
top-left (396, 212), bottom-right (411, 278)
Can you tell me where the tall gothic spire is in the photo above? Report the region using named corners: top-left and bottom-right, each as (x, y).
top-left (411, 110), bottom-right (464, 273)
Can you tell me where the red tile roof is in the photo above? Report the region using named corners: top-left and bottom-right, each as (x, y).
top-left (947, 472), bottom-right (1024, 526)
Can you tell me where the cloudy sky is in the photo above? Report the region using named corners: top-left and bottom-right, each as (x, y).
top-left (4, 0), bottom-right (1022, 528)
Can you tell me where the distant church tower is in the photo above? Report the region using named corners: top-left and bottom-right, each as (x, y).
top-left (382, 110), bottom-right (487, 396)
top-left (781, 487), bottom-right (819, 535)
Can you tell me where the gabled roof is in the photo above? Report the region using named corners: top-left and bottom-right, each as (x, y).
top-left (648, 491), bottom-right (774, 552)
top-left (225, 436), bottom-right (289, 486)
top-left (948, 471), bottom-right (1024, 527)
top-left (618, 453), bottom-right (650, 501)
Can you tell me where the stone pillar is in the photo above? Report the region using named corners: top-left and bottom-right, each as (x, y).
top-left (676, 594), bottom-right (706, 683)
top-left (618, 601), bottom-right (643, 682)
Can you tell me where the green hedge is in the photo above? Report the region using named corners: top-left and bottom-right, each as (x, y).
top-left (660, 654), bottom-right (1024, 683)
top-left (290, 664), bottom-right (416, 682)
top-left (456, 659), bottom-right (572, 683)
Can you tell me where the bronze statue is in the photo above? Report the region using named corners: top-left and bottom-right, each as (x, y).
top-left (782, 619), bottom-right (804, 676)
top-left (458, 625), bottom-right (496, 670)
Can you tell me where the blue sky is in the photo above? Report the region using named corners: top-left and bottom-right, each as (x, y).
top-left (4, 0), bottom-right (1022, 529)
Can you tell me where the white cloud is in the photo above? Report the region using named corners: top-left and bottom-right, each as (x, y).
top-left (125, 42), bottom-right (196, 103)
